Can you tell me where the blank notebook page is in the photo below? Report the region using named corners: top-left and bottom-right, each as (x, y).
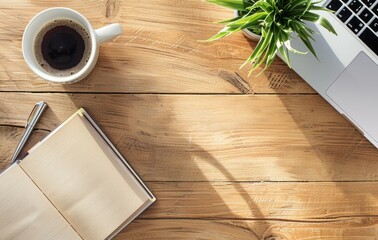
top-left (0, 164), bottom-right (81, 240)
top-left (20, 112), bottom-right (150, 240)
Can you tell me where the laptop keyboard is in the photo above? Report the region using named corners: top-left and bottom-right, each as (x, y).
top-left (326, 0), bottom-right (378, 56)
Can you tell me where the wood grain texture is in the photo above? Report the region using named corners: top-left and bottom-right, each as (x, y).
top-left (0, 0), bottom-right (313, 93)
top-left (1, 93), bottom-right (377, 182)
top-left (142, 182), bottom-right (378, 219)
top-left (117, 219), bottom-right (378, 240)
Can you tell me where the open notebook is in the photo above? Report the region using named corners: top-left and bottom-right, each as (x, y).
top-left (0, 109), bottom-right (155, 240)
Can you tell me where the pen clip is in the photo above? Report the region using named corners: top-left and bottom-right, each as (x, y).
top-left (26, 103), bottom-right (40, 127)
top-left (26, 101), bottom-right (47, 126)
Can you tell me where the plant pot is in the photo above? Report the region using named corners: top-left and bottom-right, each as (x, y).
top-left (234, 10), bottom-right (261, 42)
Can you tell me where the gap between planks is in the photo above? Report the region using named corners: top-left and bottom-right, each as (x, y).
top-left (0, 91), bottom-right (319, 95)
top-left (137, 216), bottom-right (378, 223)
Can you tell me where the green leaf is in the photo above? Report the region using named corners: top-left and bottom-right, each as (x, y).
top-left (301, 11), bottom-right (320, 22)
top-left (240, 34), bottom-right (266, 68)
top-left (286, 0), bottom-right (307, 14)
top-left (310, 5), bottom-right (333, 12)
top-left (257, 41), bottom-right (278, 76)
top-left (207, 0), bottom-right (251, 10)
top-left (299, 35), bottom-right (318, 59)
top-left (216, 16), bottom-right (242, 23)
top-left (246, 1), bottom-right (273, 12)
top-left (287, 20), bottom-right (318, 59)
top-left (205, 26), bottom-right (239, 41)
top-left (311, 0), bottom-right (324, 4)
top-left (290, 20), bottom-right (315, 40)
top-left (241, 28), bottom-right (274, 70)
top-left (284, 40), bottom-right (307, 54)
top-left (278, 43), bottom-right (290, 67)
top-left (254, 31), bottom-right (279, 75)
top-left (227, 12), bottom-right (268, 27)
top-left (317, 16), bottom-right (337, 35)
top-left (302, 0), bottom-right (312, 16)
top-left (276, 24), bottom-right (291, 67)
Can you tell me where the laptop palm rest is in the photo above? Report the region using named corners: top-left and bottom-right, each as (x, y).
top-left (326, 51), bottom-right (378, 142)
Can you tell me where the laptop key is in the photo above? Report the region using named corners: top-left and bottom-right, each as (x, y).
top-left (373, 4), bottom-right (378, 16)
top-left (347, 16), bottom-right (364, 33)
top-left (361, 0), bottom-right (374, 7)
top-left (370, 18), bottom-right (378, 32)
top-left (359, 28), bottom-right (378, 55)
top-left (348, 0), bottom-right (363, 13)
top-left (359, 8), bottom-right (374, 23)
top-left (337, 7), bottom-right (353, 22)
top-left (326, 0), bottom-right (343, 11)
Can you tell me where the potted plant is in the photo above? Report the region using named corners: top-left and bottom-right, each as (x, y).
top-left (206, 0), bottom-right (337, 75)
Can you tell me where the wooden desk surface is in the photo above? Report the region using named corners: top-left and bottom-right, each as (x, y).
top-left (1, 1), bottom-right (378, 239)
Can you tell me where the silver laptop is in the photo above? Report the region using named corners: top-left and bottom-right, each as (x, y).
top-left (286, 0), bottom-right (378, 148)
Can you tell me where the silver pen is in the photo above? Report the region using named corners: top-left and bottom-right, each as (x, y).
top-left (10, 101), bottom-right (47, 164)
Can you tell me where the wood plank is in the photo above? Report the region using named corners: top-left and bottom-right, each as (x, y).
top-left (0, 173), bottom-right (377, 220)
top-left (0, 0), bottom-right (313, 93)
top-left (142, 182), bottom-right (378, 219)
top-left (117, 219), bottom-right (378, 239)
top-left (1, 93), bottom-right (377, 181)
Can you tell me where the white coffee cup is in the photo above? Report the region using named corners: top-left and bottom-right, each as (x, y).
top-left (22, 7), bottom-right (123, 84)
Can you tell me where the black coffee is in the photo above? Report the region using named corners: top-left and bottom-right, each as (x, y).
top-left (35, 20), bottom-right (91, 77)
top-left (41, 25), bottom-right (84, 70)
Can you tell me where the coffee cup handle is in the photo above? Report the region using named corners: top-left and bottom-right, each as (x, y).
top-left (95, 23), bottom-right (123, 44)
